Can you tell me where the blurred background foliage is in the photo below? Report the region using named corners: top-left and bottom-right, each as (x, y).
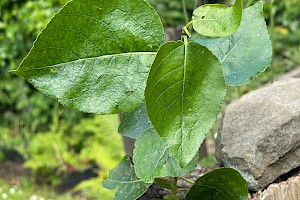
top-left (0, 1), bottom-right (124, 199)
top-left (0, 0), bottom-right (299, 199)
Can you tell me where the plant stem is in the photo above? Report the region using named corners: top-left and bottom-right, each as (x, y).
top-left (51, 102), bottom-right (60, 133)
top-left (52, 142), bottom-right (66, 169)
top-left (185, 20), bottom-right (194, 30)
top-left (210, 129), bottom-right (215, 142)
top-left (181, 0), bottom-right (189, 24)
top-left (179, 176), bottom-right (195, 185)
top-left (171, 177), bottom-right (178, 196)
top-left (182, 20), bottom-right (194, 38)
top-left (183, 34), bottom-right (188, 46)
top-left (237, 86), bottom-right (242, 97)
top-left (269, 0), bottom-right (274, 83)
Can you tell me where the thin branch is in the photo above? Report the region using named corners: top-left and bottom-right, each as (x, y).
top-left (171, 177), bottom-right (178, 195)
top-left (181, 0), bottom-right (189, 24)
top-left (179, 176), bottom-right (195, 185)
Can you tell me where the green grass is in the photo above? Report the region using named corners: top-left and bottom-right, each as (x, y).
top-left (0, 179), bottom-right (82, 200)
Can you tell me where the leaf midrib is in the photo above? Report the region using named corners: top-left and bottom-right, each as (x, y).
top-left (220, 36), bottom-right (244, 63)
top-left (15, 52), bottom-right (157, 72)
top-left (179, 40), bottom-right (188, 163)
top-left (106, 179), bottom-right (145, 184)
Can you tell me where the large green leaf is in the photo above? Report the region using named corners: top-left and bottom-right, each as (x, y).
top-left (133, 128), bottom-right (198, 183)
top-left (11, 0), bottom-right (164, 114)
top-left (118, 104), bottom-right (152, 139)
top-left (102, 156), bottom-right (150, 200)
top-left (145, 41), bottom-right (226, 167)
top-left (192, 0), bottom-right (242, 37)
top-left (186, 168), bottom-right (248, 200)
top-left (191, 1), bottom-right (272, 86)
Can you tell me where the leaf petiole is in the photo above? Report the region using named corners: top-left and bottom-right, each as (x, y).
top-left (171, 177), bottom-right (178, 196)
top-left (182, 20), bottom-right (194, 37)
top-left (179, 176), bottom-right (195, 185)
top-left (185, 20), bottom-right (194, 29)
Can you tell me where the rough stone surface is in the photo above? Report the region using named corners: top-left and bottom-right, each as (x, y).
top-left (216, 78), bottom-right (300, 191)
top-left (249, 174), bottom-right (300, 200)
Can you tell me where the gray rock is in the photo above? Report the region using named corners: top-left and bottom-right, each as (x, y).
top-left (216, 78), bottom-right (300, 191)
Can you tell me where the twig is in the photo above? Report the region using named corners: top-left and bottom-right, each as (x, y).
top-left (179, 176), bottom-right (195, 185)
top-left (181, 0), bottom-right (189, 24)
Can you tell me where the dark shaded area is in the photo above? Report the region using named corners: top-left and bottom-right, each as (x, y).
top-left (275, 166), bottom-right (300, 183)
top-left (138, 184), bottom-right (171, 200)
top-left (139, 167), bottom-right (211, 199)
top-left (0, 161), bottom-right (28, 183)
top-left (1, 148), bottom-right (24, 162)
top-left (0, 157), bottom-right (100, 194)
top-left (57, 163), bottom-right (100, 193)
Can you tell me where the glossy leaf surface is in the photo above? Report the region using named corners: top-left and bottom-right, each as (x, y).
top-left (186, 168), bottom-right (248, 200)
top-left (133, 128), bottom-right (198, 183)
top-left (118, 104), bottom-right (152, 139)
top-left (145, 41), bottom-right (226, 167)
top-left (102, 156), bottom-right (150, 200)
top-left (11, 0), bottom-right (164, 114)
top-left (192, 0), bottom-right (242, 37)
top-left (191, 1), bottom-right (271, 85)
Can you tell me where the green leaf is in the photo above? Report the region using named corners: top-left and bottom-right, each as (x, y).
top-left (11, 0), bottom-right (164, 114)
top-left (192, 0), bottom-right (242, 37)
top-left (118, 104), bottom-right (152, 139)
top-left (145, 41), bottom-right (226, 167)
top-left (191, 1), bottom-right (272, 86)
top-left (133, 128), bottom-right (198, 183)
top-left (186, 168), bottom-right (248, 200)
top-left (102, 156), bottom-right (150, 200)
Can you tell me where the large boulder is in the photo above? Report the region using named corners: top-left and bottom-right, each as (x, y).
top-left (216, 78), bottom-right (300, 191)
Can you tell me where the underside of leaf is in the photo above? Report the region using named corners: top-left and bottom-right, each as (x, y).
top-left (118, 103), bottom-right (152, 139)
top-left (103, 156), bottom-right (150, 200)
top-left (133, 128), bottom-right (198, 183)
top-left (191, 1), bottom-right (272, 86)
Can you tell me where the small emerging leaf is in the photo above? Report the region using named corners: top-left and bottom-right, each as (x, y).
top-left (145, 41), bottom-right (226, 167)
top-left (191, 1), bottom-right (271, 86)
top-left (133, 128), bottom-right (198, 183)
top-left (103, 156), bottom-right (150, 200)
top-left (154, 177), bottom-right (173, 190)
top-left (164, 195), bottom-right (181, 200)
top-left (186, 168), bottom-right (248, 200)
top-left (192, 0), bottom-right (242, 37)
top-left (11, 0), bottom-right (164, 114)
top-left (118, 104), bottom-right (152, 139)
